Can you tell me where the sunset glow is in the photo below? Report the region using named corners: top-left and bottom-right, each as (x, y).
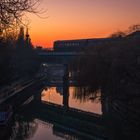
top-left (27, 0), bottom-right (140, 48)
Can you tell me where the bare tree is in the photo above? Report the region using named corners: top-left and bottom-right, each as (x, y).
top-left (0, 0), bottom-right (41, 36)
top-left (128, 24), bottom-right (140, 33)
top-left (110, 31), bottom-right (126, 38)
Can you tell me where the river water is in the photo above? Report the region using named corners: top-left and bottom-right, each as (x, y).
top-left (7, 85), bottom-right (103, 140)
top-left (41, 86), bottom-right (102, 114)
top-left (2, 64), bottom-right (105, 140)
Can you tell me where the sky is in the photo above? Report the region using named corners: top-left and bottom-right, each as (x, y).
top-left (26, 0), bottom-right (140, 48)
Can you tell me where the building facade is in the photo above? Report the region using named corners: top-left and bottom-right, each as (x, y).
top-left (53, 38), bottom-right (114, 52)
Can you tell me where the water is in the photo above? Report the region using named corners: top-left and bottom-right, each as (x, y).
top-left (1, 64), bottom-right (104, 140)
top-left (6, 91), bottom-right (103, 140)
top-left (4, 85), bottom-right (102, 140)
top-left (8, 110), bottom-right (80, 140)
top-left (9, 118), bottom-right (103, 140)
top-left (42, 86), bottom-right (102, 114)
top-left (1, 64), bottom-right (139, 140)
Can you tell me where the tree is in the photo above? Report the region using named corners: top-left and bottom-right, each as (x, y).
top-left (129, 24), bottom-right (140, 33)
top-left (110, 31), bottom-right (126, 38)
top-left (0, 0), bottom-right (40, 36)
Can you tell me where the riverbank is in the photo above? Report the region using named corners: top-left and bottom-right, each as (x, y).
top-left (0, 75), bottom-right (46, 106)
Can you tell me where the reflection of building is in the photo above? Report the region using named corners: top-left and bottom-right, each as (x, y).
top-left (11, 118), bottom-right (38, 139)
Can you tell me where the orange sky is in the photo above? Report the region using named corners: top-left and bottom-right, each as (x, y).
top-left (26, 0), bottom-right (140, 48)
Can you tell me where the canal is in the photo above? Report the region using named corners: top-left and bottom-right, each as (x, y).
top-left (1, 64), bottom-right (139, 140)
top-left (41, 86), bottom-right (102, 114)
top-left (1, 64), bottom-right (105, 140)
top-left (7, 85), bottom-right (103, 140)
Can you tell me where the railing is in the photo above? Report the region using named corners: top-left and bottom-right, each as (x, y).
top-left (0, 79), bottom-right (35, 104)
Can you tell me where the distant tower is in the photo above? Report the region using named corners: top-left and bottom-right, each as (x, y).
top-left (25, 28), bottom-right (32, 48)
top-left (17, 26), bottom-right (25, 48)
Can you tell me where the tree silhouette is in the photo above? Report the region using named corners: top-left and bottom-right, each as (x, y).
top-left (0, 0), bottom-right (40, 35)
top-left (129, 24), bottom-right (140, 33)
top-left (110, 31), bottom-right (126, 38)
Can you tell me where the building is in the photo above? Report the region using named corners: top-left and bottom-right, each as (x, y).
top-left (25, 28), bottom-right (32, 48)
top-left (17, 27), bottom-right (33, 49)
top-left (17, 27), bottom-right (25, 48)
top-left (53, 38), bottom-right (114, 52)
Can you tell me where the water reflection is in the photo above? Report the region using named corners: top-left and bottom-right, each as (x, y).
top-left (70, 87), bottom-right (102, 114)
top-left (7, 105), bottom-right (96, 140)
top-left (11, 117), bottom-right (38, 140)
top-left (42, 87), bottom-right (63, 105)
top-left (71, 87), bottom-right (101, 103)
top-left (2, 64), bottom-right (140, 140)
top-left (42, 86), bottom-right (102, 114)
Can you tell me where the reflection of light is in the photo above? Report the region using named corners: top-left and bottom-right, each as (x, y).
top-left (41, 86), bottom-right (102, 114)
top-left (69, 72), bottom-right (72, 77)
top-left (42, 63), bottom-right (48, 67)
top-left (56, 87), bottom-right (63, 95)
top-left (41, 87), bottom-right (63, 105)
top-left (69, 87), bottom-right (102, 114)
top-left (48, 88), bottom-right (51, 102)
top-left (42, 88), bottom-right (52, 102)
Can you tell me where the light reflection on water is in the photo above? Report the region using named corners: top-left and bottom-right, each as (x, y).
top-left (9, 117), bottom-right (79, 140)
top-left (28, 120), bottom-right (69, 140)
top-left (5, 86), bottom-right (103, 140)
top-left (42, 86), bottom-right (102, 115)
top-left (42, 87), bottom-right (63, 105)
top-left (4, 85), bottom-right (102, 140)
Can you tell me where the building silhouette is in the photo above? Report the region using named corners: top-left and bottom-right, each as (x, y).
top-left (54, 31), bottom-right (140, 52)
top-left (17, 26), bottom-right (25, 48)
top-left (25, 28), bottom-right (33, 48)
top-left (17, 27), bottom-right (32, 49)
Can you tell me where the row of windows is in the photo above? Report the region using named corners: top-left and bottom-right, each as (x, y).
top-left (63, 42), bottom-right (80, 46)
top-left (54, 38), bottom-right (114, 48)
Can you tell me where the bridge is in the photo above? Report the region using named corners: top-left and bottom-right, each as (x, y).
top-left (38, 51), bottom-right (86, 56)
top-left (38, 51), bottom-right (96, 64)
